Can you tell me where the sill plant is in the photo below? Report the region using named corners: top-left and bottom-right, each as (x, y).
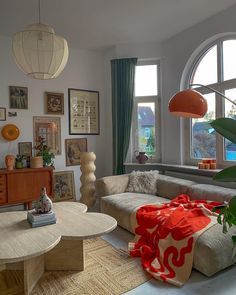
top-left (211, 118), bottom-right (236, 243)
top-left (34, 136), bottom-right (55, 168)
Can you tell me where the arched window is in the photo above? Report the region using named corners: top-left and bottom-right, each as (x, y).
top-left (186, 37), bottom-right (236, 167)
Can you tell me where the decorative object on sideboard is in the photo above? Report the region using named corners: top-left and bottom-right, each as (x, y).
top-left (135, 151), bottom-right (149, 164)
top-left (65, 138), bottom-right (87, 166)
top-left (168, 83), bottom-right (236, 242)
top-left (1, 124), bottom-right (20, 141)
top-left (53, 170), bottom-right (76, 202)
top-left (35, 187), bottom-right (53, 214)
top-left (33, 136), bottom-right (55, 168)
top-left (45, 92), bottom-right (64, 115)
top-left (5, 155), bottom-right (15, 170)
top-left (30, 156), bottom-right (44, 168)
top-left (15, 154), bottom-right (26, 169)
top-left (9, 86), bottom-right (28, 109)
top-left (80, 152), bottom-right (96, 208)
top-left (68, 88), bottom-right (100, 135)
top-left (0, 107), bottom-right (6, 121)
top-left (12, 0), bottom-right (68, 80)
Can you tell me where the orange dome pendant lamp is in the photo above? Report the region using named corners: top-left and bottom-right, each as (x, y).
top-left (168, 83), bottom-right (236, 118)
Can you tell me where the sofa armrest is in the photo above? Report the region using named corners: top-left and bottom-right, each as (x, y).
top-left (95, 174), bottom-right (129, 197)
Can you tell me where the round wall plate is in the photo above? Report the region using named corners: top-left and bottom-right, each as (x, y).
top-left (1, 124), bottom-right (20, 141)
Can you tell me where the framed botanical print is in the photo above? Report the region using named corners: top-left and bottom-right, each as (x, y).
top-left (33, 116), bottom-right (61, 155)
top-left (9, 86), bottom-right (28, 109)
top-left (68, 88), bottom-right (99, 135)
top-left (65, 138), bottom-right (87, 166)
top-left (45, 92), bottom-right (64, 115)
top-left (53, 170), bottom-right (76, 202)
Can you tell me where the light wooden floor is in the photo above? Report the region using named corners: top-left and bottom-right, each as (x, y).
top-left (102, 226), bottom-right (236, 295)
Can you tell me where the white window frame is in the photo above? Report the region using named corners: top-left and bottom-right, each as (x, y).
top-left (184, 36), bottom-right (236, 168)
top-left (131, 60), bottom-right (161, 163)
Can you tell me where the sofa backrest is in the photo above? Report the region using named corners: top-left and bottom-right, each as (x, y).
top-left (187, 184), bottom-right (236, 202)
top-left (156, 174), bottom-right (197, 199)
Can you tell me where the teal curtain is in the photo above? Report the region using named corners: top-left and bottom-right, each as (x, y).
top-left (111, 58), bottom-right (137, 175)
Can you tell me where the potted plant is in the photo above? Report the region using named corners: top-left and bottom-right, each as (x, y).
top-left (211, 118), bottom-right (236, 243)
top-left (15, 154), bottom-right (26, 169)
top-left (33, 136), bottom-right (55, 168)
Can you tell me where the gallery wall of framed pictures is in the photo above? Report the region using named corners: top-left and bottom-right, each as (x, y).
top-left (1, 84), bottom-right (100, 201)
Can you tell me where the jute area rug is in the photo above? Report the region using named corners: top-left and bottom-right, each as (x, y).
top-left (0, 238), bottom-right (151, 295)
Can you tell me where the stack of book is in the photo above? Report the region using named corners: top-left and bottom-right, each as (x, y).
top-left (27, 210), bottom-right (56, 228)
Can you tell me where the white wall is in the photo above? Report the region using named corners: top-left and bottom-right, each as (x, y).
top-left (103, 4), bottom-right (236, 168)
top-left (0, 35), bottom-right (107, 200)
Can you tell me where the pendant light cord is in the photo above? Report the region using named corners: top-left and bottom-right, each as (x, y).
top-left (38, 0), bottom-right (41, 23)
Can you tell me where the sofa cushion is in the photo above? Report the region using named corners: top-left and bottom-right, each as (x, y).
top-left (193, 223), bottom-right (236, 276)
top-left (188, 184), bottom-right (236, 202)
top-left (156, 175), bottom-right (197, 199)
top-left (100, 192), bottom-right (169, 233)
top-left (126, 170), bottom-right (159, 195)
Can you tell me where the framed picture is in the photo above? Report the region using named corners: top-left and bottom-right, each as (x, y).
top-left (18, 142), bottom-right (32, 156)
top-left (0, 107), bottom-right (6, 121)
top-left (65, 138), bottom-right (87, 166)
top-left (53, 171), bottom-right (76, 202)
top-left (33, 116), bottom-right (61, 155)
top-left (45, 92), bottom-right (64, 115)
top-left (68, 88), bottom-right (99, 135)
top-left (9, 86), bottom-right (28, 109)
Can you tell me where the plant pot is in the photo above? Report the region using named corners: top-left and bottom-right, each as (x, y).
top-left (15, 161), bottom-right (23, 169)
top-left (30, 156), bottom-right (43, 168)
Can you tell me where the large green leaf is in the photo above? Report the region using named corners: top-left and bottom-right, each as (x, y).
top-left (213, 166), bottom-right (236, 182)
top-left (210, 118), bottom-right (236, 144)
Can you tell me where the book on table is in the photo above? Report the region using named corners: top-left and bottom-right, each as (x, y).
top-left (27, 209), bottom-right (56, 227)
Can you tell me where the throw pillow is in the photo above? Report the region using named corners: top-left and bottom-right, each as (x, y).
top-left (125, 170), bottom-right (159, 195)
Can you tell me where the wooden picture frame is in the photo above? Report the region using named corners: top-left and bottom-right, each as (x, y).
top-left (0, 107), bottom-right (6, 121)
top-left (45, 92), bottom-right (64, 115)
top-left (18, 142), bottom-right (32, 156)
top-left (68, 88), bottom-right (100, 135)
top-left (33, 116), bottom-right (61, 155)
top-left (53, 170), bottom-right (76, 202)
top-left (65, 138), bottom-right (87, 166)
top-left (9, 86), bottom-right (28, 109)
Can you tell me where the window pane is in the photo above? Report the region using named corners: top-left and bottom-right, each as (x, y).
top-left (135, 65), bottom-right (157, 96)
top-left (191, 93), bottom-right (216, 159)
top-left (137, 102), bottom-right (156, 157)
top-left (224, 88), bottom-right (236, 160)
top-left (192, 45), bottom-right (217, 85)
top-left (223, 40), bottom-right (236, 81)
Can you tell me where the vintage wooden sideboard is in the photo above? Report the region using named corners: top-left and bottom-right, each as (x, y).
top-left (0, 167), bottom-right (53, 209)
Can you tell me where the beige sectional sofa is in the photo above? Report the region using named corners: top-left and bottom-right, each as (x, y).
top-left (95, 171), bottom-right (236, 277)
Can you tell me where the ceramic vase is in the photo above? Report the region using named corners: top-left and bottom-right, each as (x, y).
top-left (135, 151), bottom-right (149, 164)
top-left (35, 187), bottom-right (52, 213)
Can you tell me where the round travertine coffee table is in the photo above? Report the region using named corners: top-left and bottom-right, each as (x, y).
top-left (0, 202), bottom-right (117, 295)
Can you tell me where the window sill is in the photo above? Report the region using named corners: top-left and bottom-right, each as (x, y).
top-left (124, 162), bottom-right (221, 177)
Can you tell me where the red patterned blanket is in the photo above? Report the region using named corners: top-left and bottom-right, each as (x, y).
top-left (129, 195), bottom-right (222, 286)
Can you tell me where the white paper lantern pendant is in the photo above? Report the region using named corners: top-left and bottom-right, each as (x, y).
top-left (12, 0), bottom-right (69, 79)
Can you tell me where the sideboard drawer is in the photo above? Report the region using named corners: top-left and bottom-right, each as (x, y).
top-left (0, 189), bottom-right (7, 203)
top-left (0, 174), bottom-right (6, 185)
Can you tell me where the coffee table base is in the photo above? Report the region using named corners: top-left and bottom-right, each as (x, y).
top-left (2, 239), bottom-right (85, 295)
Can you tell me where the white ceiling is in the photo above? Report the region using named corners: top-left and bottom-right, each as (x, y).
top-left (1, 0), bottom-right (236, 49)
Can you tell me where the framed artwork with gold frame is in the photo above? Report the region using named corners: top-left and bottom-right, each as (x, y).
top-left (65, 138), bottom-right (87, 166)
top-left (53, 170), bottom-right (76, 202)
top-left (33, 116), bottom-right (61, 155)
top-left (45, 92), bottom-right (64, 115)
